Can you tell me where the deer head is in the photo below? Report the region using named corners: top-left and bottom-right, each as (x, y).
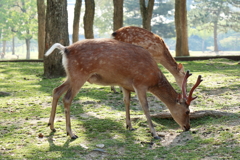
top-left (173, 71), bottom-right (203, 131)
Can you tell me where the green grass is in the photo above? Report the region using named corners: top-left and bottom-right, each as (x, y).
top-left (0, 59), bottom-right (240, 159)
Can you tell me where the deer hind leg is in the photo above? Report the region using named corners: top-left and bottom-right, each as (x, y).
top-left (63, 78), bottom-right (87, 139)
top-left (122, 88), bottom-right (134, 130)
top-left (48, 80), bottom-right (70, 132)
top-left (110, 86), bottom-right (117, 93)
top-left (135, 88), bottom-right (160, 139)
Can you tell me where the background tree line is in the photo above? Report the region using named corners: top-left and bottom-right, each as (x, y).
top-left (0, 0), bottom-right (239, 63)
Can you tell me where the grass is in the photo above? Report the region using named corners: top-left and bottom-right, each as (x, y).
top-left (0, 59), bottom-right (240, 159)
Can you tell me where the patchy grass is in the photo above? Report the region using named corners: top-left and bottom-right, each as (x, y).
top-left (0, 59), bottom-right (239, 159)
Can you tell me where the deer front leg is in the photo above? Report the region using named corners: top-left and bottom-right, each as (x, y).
top-left (135, 88), bottom-right (160, 139)
top-left (48, 81), bottom-right (70, 132)
top-left (122, 88), bottom-right (134, 130)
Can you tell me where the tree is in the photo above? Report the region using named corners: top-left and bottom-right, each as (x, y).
top-left (0, 0), bottom-right (37, 59)
top-left (94, 0), bottom-right (113, 36)
top-left (175, 0), bottom-right (189, 56)
top-left (37, 0), bottom-right (45, 59)
top-left (189, 0), bottom-right (240, 52)
top-left (13, 0), bottom-right (38, 59)
top-left (151, 0), bottom-right (175, 38)
top-left (84, 0), bottom-right (95, 39)
top-left (113, 0), bottom-right (123, 31)
top-left (139, 0), bottom-right (154, 31)
top-left (44, 0), bottom-right (69, 78)
top-left (124, 0), bottom-right (141, 27)
top-left (72, 0), bottom-right (82, 43)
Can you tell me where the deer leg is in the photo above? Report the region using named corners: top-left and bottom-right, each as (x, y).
top-left (122, 88), bottom-right (134, 130)
top-left (135, 88), bottom-right (160, 139)
top-left (63, 79), bottom-right (86, 139)
top-left (110, 86), bottom-right (117, 93)
top-left (48, 80), bottom-right (70, 132)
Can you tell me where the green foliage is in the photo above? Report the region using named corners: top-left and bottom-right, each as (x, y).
top-left (0, 59), bottom-right (240, 159)
top-left (0, 0), bottom-right (37, 41)
top-left (94, 0), bottom-right (113, 36)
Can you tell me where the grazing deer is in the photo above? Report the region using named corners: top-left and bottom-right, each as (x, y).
top-left (45, 38), bottom-right (202, 139)
top-left (111, 26), bottom-right (186, 92)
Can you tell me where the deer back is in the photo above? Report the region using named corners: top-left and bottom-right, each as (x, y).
top-left (64, 38), bottom-right (165, 91)
top-left (112, 26), bottom-right (176, 65)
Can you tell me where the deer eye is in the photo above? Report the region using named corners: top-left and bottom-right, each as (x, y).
top-left (186, 111), bottom-right (190, 115)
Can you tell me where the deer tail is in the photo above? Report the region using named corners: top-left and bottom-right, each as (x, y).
top-left (45, 43), bottom-right (65, 57)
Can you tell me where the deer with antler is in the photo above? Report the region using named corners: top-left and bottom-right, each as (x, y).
top-left (45, 38), bottom-right (202, 139)
top-left (111, 26), bottom-right (185, 93)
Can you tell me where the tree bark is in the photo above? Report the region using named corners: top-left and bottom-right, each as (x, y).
top-left (175, 0), bottom-right (189, 56)
top-left (26, 38), bottom-right (30, 59)
top-left (139, 0), bottom-right (154, 31)
top-left (37, 0), bottom-right (45, 59)
top-left (113, 0), bottom-right (123, 31)
top-left (84, 0), bottom-right (95, 39)
top-left (12, 36), bottom-right (15, 55)
top-left (44, 0), bottom-right (69, 78)
top-left (72, 0), bottom-right (82, 43)
top-left (150, 110), bottom-right (237, 119)
top-left (213, 21), bottom-right (219, 52)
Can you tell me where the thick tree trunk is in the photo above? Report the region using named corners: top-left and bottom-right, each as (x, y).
top-left (113, 0), bottom-right (123, 31)
top-left (44, 0), bottom-right (69, 78)
top-left (175, 0), bottom-right (189, 56)
top-left (25, 39), bottom-right (30, 59)
top-left (139, 0), bottom-right (154, 31)
top-left (84, 0), bottom-right (95, 39)
top-left (37, 0), bottom-right (46, 59)
top-left (72, 0), bottom-right (82, 43)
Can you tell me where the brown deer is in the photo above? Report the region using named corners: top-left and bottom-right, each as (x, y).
top-left (112, 26), bottom-right (186, 92)
top-left (45, 38), bottom-right (202, 139)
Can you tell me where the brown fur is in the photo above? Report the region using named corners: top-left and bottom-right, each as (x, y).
top-left (46, 38), bottom-right (200, 139)
top-left (112, 26), bottom-right (185, 88)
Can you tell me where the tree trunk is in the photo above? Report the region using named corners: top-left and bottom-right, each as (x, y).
top-left (84, 0), bottom-right (95, 39)
top-left (26, 39), bottom-right (30, 59)
top-left (113, 0), bottom-right (123, 31)
top-left (37, 0), bottom-right (46, 59)
top-left (213, 21), bottom-right (219, 52)
top-left (72, 0), bottom-right (82, 43)
top-left (175, 0), bottom-right (189, 56)
top-left (139, 0), bottom-right (154, 31)
top-left (1, 41), bottom-right (6, 59)
top-left (150, 110), bottom-right (237, 119)
top-left (44, 0), bottom-right (69, 78)
top-left (12, 36), bottom-right (15, 55)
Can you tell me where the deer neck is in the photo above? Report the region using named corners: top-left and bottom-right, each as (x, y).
top-left (149, 75), bottom-right (178, 108)
top-left (158, 47), bottom-right (180, 78)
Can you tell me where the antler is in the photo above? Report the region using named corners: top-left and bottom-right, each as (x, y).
top-left (186, 75), bottom-right (203, 105)
top-left (182, 70), bottom-right (192, 100)
top-left (181, 70), bottom-right (203, 105)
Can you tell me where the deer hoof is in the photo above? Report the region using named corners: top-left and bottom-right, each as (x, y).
top-left (153, 136), bottom-right (160, 140)
top-left (71, 135), bottom-right (78, 139)
top-left (51, 128), bottom-right (56, 132)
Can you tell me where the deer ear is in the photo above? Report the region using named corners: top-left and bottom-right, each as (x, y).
top-left (176, 93), bottom-right (182, 103)
top-left (178, 63), bottom-right (185, 73)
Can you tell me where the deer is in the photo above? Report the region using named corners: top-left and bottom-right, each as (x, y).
top-left (45, 38), bottom-right (202, 139)
top-left (111, 26), bottom-right (186, 93)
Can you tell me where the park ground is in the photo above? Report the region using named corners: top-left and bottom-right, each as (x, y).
top-left (0, 58), bottom-right (239, 159)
